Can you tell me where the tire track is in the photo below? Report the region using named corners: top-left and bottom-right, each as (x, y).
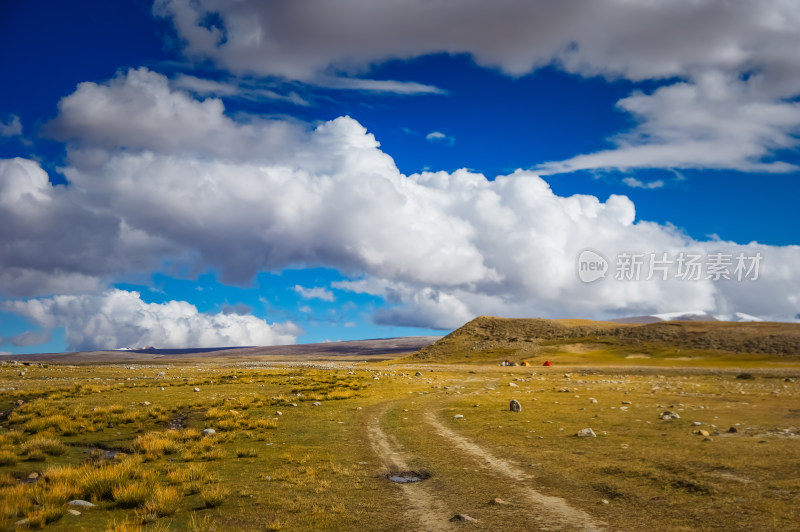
top-left (424, 411), bottom-right (604, 531)
top-left (368, 406), bottom-right (455, 532)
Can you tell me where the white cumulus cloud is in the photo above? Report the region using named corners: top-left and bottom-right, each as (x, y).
top-left (1, 290), bottom-right (300, 351)
top-left (152, 0), bottom-right (800, 173)
top-left (2, 73), bottom-right (800, 335)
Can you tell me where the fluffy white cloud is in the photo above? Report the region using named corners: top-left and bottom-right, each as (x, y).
top-left (3, 74), bottom-right (800, 336)
top-left (294, 285), bottom-right (335, 302)
top-left (537, 73), bottom-right (800, 174)
top-left (0, 157), bottom-right (166, 297)
top-left (2, 290), bottom-right (300, 351)
top-left (46, 68), bottom-right (306, 165)
top-left (153, 0), bottom-right (800, 83)
top-left (153, 0), bottom-right (800, 173)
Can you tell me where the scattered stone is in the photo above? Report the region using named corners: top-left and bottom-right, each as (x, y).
top-left (621, 401), bottom-right (632, 405)
top-left (201, 428), bottom-right (216, 436)
top-left (193, 387), bottom-right (201, 392)
top-left (489, 498), bottom-right (509, 505)
top-left (27, 472), bottom-right (39, 481)
top-left (509, 399), bottom-right (522, 412)
top-left (18, 371), bottom-right (25, 377)
top-left (576, 428), bottom-right (597, 438)
top-left (509, 382), bottom-right (518, 387)
top-left (599, 499), bottom-right (610, 505)
top-left (15, 519), bottom-right (29, 527)
top-left (703, 437), bottom-right (713, 442)
top-left (728, 426), bottom-right (738, 433)
top-left (141, 401), bottom-right (152, 406)
top-left (785, 378), bottom-right (795, 383)
top-left (156, 372), bottom-right (165, 378)
top-left (454, 414), bottom-right (464, 420)
top-left (696, 430), bottom-right (710, 437)
top-left (589, 398), bottom-right (598, 404)
top-left (275, 411), bottom-right (283, 416)
top-left (289, 403), bottom-right (298, 407)
top-left (473, 404), bottom-right (480, 407)
top-left (15, 399), bottom-right (24, 407)
top-left (415, 371), bottom-right (423, 376)
top-left (450, 514), bottom-right (477, 523)
top-left (67, 509), bottom-right (81, 516)
top-left (160, 387), bottom-right (165, 391)
top-left (660, 411), bottom-right (680, 420)
top-left (67, 500), bottom-right (95, 508)
top-left (692, 422), bottom-right (701, 426)
top-left (736, 373), bottom-right (754, 380)
top-left (312, 401), bottom-right (322, 406)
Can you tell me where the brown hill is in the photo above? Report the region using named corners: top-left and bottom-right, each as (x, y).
top-left (407, 316), bottom-right (800, 363)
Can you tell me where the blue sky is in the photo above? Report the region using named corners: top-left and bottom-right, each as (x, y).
top-left (1, 0), bottom-right (799, 354)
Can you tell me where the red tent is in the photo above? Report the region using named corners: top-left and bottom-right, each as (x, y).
top-left (542, 360), bottom-right (552, 366)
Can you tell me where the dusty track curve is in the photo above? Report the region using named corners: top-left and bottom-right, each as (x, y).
top-left (368, 401), bottom-right (605, 531)
top-left (424, 411), bottom-right (605, 531)
top-left (368, 407), bottom-right (455, 531)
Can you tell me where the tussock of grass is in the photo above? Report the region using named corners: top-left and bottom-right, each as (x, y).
top-left (113, 481), bottom-right (152, 508)
top-left (0, 451), bottom-right (17, 467)
top-left (143, 485), bottom-right (182, 517)
top-left (21, 435), bottom-right (67, 457)
top-left (236, 448), bottom-right (258, 458)
top-left (199, 484), bottom-right (227, 508)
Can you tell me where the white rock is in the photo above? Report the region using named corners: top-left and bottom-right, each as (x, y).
top-left (67, 500), bottom-right (95, 508)
top-left (193, 387), bottom-right (201, 392)
top-left (454, 414), bottom-right (464, 420)
top-left (576, 428), bottom-right (597, 438)
top-left (201, 428), bottom-right (216, 436)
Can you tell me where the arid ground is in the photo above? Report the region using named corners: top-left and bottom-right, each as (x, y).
top-left (1, 318), bottom-right (799, 531)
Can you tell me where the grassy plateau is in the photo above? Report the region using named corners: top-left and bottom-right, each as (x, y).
top-left (1, 317), bottom-right (799, 531)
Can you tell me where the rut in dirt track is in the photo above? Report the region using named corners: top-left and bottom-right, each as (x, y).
top-left (368, 407), bottom-right (455, 531)
top-left (368, 403), bottom-right (605, 531)
top-left (424, 411), bottom-right (604, 531)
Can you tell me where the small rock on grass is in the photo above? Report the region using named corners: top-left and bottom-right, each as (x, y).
top-left (67, 500), bottom-right (95, 508)
top-left (576, 428), bottom-right (597, 438)
top-left (450, 514), bottom-right (477, 523)
top-left (67, 509), bottom-right (81, 516)
top-left (312, 401), bottom-right (322, 406)
top-left (193, 387), bottom-right (201, 392)
top-left (489, 498), bottom-right (509, 505)
top-left (201, 428), bottom-right (216, 436)
top-left (509, 399), bottom-right (522, 412)
top-left (454, 414), bottom-right (464, 420)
